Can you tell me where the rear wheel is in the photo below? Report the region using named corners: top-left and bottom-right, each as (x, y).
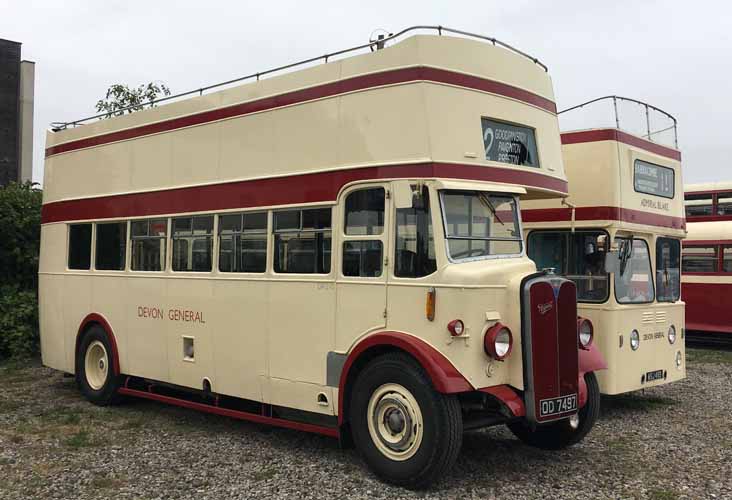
top-left (508, 371), bottom-right (600, 450)
top-left (76, 325), bottom-right (122, 406)
top-left (349, 352), bottom-right (462, 489)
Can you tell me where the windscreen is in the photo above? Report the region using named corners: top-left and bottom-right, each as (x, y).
top-left (615, 238), bottom-right (655, 304)
top-left (441, 191), bottom-right (522, 261)
top-left (527, 231), bottom-right (609, 303)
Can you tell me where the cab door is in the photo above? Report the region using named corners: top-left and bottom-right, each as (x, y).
top-left (335, 184), bottom-right (390, 353)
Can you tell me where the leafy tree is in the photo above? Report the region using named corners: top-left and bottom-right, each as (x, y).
top-left (95, 82), bottom-right (171, 118)
top-left (0, 182), bottom-right (42, 359)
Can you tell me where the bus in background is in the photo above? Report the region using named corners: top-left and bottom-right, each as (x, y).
top-left (521, 96), bottom-right (685, 395)
top-left (682, 183), bottom-right (732, 341)
top-left (39, 27), bottom-right (606, 488)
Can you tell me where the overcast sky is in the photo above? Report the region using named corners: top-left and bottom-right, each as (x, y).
top-left (2, 0), bottom-right (730, 186)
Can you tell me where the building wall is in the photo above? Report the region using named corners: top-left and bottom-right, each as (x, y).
top-left (0, 38), bottom-right (21, 185)
top-left (19, 60), bottom-right (35, 183)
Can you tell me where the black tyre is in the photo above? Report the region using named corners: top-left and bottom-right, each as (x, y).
top-left (508, 371), bottom-right (600, 450)
top-left (75, 324), bottom-right (122, 406)
top-left (349, 352), bottom-right (462, 489)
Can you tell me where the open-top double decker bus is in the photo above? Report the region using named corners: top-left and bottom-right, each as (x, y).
top-left (521, 96), bottom-right (685, 395)
top-left (682, 183), bottom-right (732, 339)
top-left (40, 27), bottom-right (606, 488)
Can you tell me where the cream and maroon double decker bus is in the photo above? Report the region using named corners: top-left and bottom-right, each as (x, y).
top-left (522, 96), bottom-right (685, 395)
top-left (682, 182), bottom-right (732, 340)
top-left (40, 27), bottom-right (606, 488)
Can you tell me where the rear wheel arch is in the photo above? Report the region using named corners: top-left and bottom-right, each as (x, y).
top-left (76, 313), bottom-right (120, 376)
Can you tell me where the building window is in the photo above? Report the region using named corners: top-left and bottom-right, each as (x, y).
top-left (95, 222), bottom-right (127, 271)
top-left (131, 218), bottom-right (168, 271)
top-left (682, 246), bottom-right (718, 273)
top-left (219, 212), bottom-right (267, 273)
top-left (395, 186), bottom-right (436, 278)
top-left (172, 216), bottom-right (213, 272)
top-left (273, 208), bottom-right (332, 274)
top-left (68, 224), bottom-right (92, 270)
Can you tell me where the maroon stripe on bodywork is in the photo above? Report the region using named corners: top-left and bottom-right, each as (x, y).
top-left (528, 281), bottom-right (560, 421)
top-left (41, 162), bottom-right (569, 224)
top-left (560, 129), bottom-right (681, 161)
top-left (556, 281), bottom-right (579, 401)
top-left (46, 66), bottom-right (557, 158)
top-left (521, 206), bottom-right (686, 230)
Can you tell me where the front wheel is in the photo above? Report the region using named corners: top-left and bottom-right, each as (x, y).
top-left (75, 325), bottom-right (122, 406)
top-left (508, 371), bottom-right (600, 450)
top-left (349, 352), bottom-right (463, 489)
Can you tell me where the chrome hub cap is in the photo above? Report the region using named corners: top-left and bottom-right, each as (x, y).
top-left (367, 383), bottom-right (423, 461)
top-left (84, 340), bottom-right (109, 390)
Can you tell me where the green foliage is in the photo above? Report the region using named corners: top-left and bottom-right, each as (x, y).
top-left (0, 182), bottom-right (42, 359)
top-left (0, 286), bottom-right (39, 359)
top-left (95, 82), bottom-right (172, 118)
top-left (0, 182), bottom-right (42, 290)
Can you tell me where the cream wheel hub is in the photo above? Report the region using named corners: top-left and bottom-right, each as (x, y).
top-left (84, 340), bottom-right (109, 390)
top-left (366, 383), bottom-right (423, 461)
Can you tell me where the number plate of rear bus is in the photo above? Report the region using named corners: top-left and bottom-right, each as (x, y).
top-left (646, 369), bottom-right (664, 382)
top-left (539, 394), bottom-right (578, 418)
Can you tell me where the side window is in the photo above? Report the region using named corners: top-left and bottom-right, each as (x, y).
top-left (68, 223), bottom-right (92, 270)
top-left (219, 212), bottom-right (267, 273)
top-left (273, 208), bottom-right (332, 274)
top-left (684, 193), bottom-right (713, 217)
top-left (681, 246), bottom-right (718, 273)
top-left (95, 222), bottom-right (127, 270)
top-left (172, 216), bottom-right (214, 272)
top-left (343, 188), bottom-right (384, 277)
top-left (395, 186), bottom-right (436, 278)
top-left (717, 192), bottom-right (732, 216)
top-left (131, 218), bottom-right (168, 271)
top-left (724, 246), bottom-right (732, 272)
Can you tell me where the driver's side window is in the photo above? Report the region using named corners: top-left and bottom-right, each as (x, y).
top-left (394, 185), bottom-right (436, 278)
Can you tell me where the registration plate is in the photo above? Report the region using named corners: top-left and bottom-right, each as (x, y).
top-left (646, 369), bottom-right (665, 382)
top-left (539, 393), bottom-right (577, 418)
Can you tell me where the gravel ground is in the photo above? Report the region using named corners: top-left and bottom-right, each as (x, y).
top-left (1, 348), bottom-right (730, 500)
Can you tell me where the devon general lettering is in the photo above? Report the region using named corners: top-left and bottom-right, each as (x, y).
top-left (137, 306), bottom-right (206, 324)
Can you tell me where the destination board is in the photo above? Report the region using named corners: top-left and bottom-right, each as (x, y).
top-left (481, 118), bottom-right (539, 167)
top-left (634, 159), bottom-right (674, 199)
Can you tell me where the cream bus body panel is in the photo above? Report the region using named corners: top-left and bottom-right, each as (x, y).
top-left (522, 133), bottom-right (685, 394)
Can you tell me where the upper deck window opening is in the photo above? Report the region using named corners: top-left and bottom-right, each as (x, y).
top-left (684, 193), bottom-right (713, 217)
top-left (656, 238), bottom-right (680, 302)
top-left (68, 223), bottom-right (92, 270)
top-left (481, 118), bottom-right (539, 168)
top-left (172, 216), bottom-right (214, 272)
top-left (131, 218), bottom-right (168, 271)
top-left (723, 246), bottom-right (732, 272)
top-left (614, 238), bottom-right (655, 304)
top-left (717, 193), bottom-right (732, 216)
top-left (682, 246), bottom-right (718, 273)
top-left (273, 208), bottom-right (332, 274)
top-left (95, 222), bottom-right (127, 271)
top-left (395, 186), bottom-right (436, 278)
top-left (633, 160), bottom-right (674, 199)
top-left (441, 191), bottom-right (522, 262)
top-left (527, 230), bottom-right (609, 303)
top-left (219, 212), bottom-right (268, 273)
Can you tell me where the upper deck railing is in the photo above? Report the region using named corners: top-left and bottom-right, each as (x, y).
top-left (51, 25), bottom-right (548, 131)
top-left (558, 96), bottom-right (678, 149)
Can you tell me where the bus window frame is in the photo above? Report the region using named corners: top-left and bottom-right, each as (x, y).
top-left (655, 237), bottom-right (681, 303)
top-left (340, 185), bottom-right (387, 280)
top-left (526, 228), bottom-right (610, 304)
top-left (439, 190), bottom-right (524, 264)
top-left (272, 206), bottom-right (333, 275)
top-left (614, 237), bottom-right (655, 305)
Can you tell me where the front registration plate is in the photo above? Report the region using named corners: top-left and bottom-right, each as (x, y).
top-left (539, 393), bottom-right (577, 418)
top-left (646, 369), bottom-right (665, 382)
